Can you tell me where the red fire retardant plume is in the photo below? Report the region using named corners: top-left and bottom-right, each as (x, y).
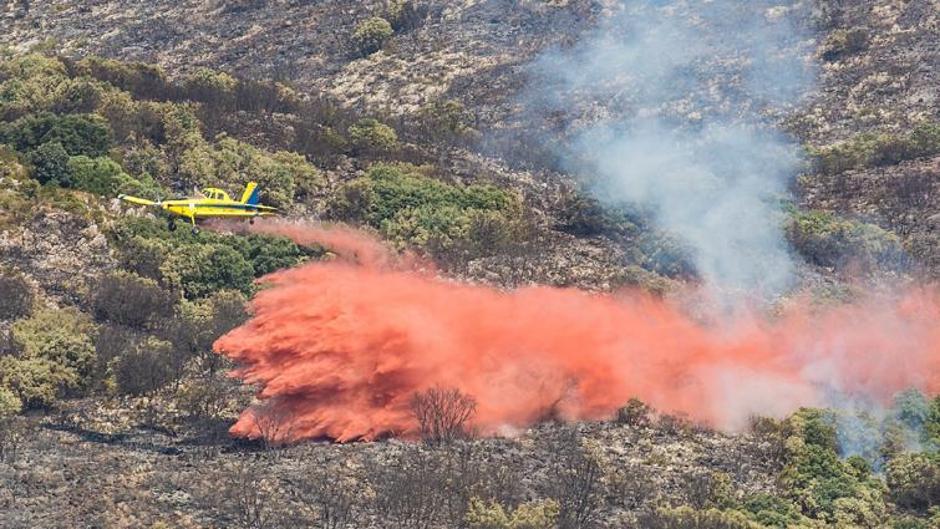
top-left (213, 221), bottom-right (940, 442)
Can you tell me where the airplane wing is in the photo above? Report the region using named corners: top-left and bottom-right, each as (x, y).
top-left (118, 194), bottom-right (158, 207)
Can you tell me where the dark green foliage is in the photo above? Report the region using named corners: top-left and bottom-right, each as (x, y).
top-left (90, 271), bottom-right (175, 329)
top-left (886, 452), bottom-right (940, 511)
top-left (243, 234), bottom-right (309, 276)
top-left (109, 217), bottom-right (314, 295)
top-left (779, 409), bottom-right (887, 525)
top-left (743, 494), bottom-right (805, 528)
top-left (28, 141), bottom-right (71, 186)
top-left (67, 155), bottom-right (162, 197)
top-left (161, 243), bottom-right (255, 299)
top-left (786, 210), bottom-right (908, 272)
top-left (1, 112), bottom-right (112, 157)
top-left (331, 164), bottom-right (521, 254)
top-left (0, 270), bottom-right (33, 320)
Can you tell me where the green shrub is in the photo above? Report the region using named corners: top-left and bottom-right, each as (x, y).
top-left (743, 494), bottom-right (807, 528)
top-left (812, 123), bottom-right (940, 174)
top-left (12, 307), bottom-right (97, 385)
top-left (786, 210), bottom-right (907, 272)
top-left (1, 112), bottom-right (112, 157)
top-left (67, 154), bottom-right (161, 197)
top-left (0, 270), bottom-right (33, 320)
top-left (331, 163), bottom-right (521, 253)
top-left (28, 140), bottom-right (71, 186)
top-left (887, 452), bottom-right (940, 511)
top-left (778, 408), bottom-right (888, 525)
top-left (466, 498), bottom-right (559, 529)
top-left (348, 118), bottom-right (399, 152)
top-left (0, 356), bottom-right (79, 409)
top-left (90, 271), bottom-right (175, 329)
top-left (160, 243), bottom-right (254, 299)
top-left (353, 17), bottom-right (394, 56)
top-left (182, 67), bottom-right (237, 104)
top-left (241, 234), bottom-right (311, 276)
top-left (115, 235), bottom-right (171, 281)
top-left (0, 386), bottom-right (22, 418)
top-left (0, 53), bottom-right (72, 116)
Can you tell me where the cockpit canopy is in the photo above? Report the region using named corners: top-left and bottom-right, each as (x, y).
top-left (202, 188), bottom-right (232, 201)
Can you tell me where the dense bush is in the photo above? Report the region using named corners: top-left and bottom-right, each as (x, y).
top-left (160, 243), bottom-right (255, 299)
top-left (90, 271), bottom-right (175, 329)
top-left (1, 112), bottom-right (112, 157)
top-left (353, 17), bottom-right (394, 56)
top-left (786, 210), bottom-right (908, 272)
top-left (0, 271), bottom-right (33, 320)
top-left (67, 155), bottom-right (161, 197)
top-left (0, 53), bottom-right (72, 117)
top-left (12, 307), bottom-right (97, 385)
top-left (887, 452), bottom-right (940, 511)
top-left (27, 140), bottom-right (71, 186)
top-left (348, 118), bottom-right (399, 153)
top-left (0, 356), bottom-right (78, 409)
top-left (778, 408), bottom-right (887, 526)
top-left (466, 498), bottom-right (559, 529)
top-left (331, 164), bottom-right (521, 254)
top-left (0, 386), bottom-right (22, 418)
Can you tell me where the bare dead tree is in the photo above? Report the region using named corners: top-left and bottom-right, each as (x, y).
top-left (543, 429), bottom-right (604, 529)
top-left (289, 464), bottom-right (357, 529)
top-left (368, 446), bottom-right (444, 529)
top-left (410, 386), bottom-right (477, 446)
top-left (201, 458), bottom-right (284, 529)
top-left (248, 401), bottom-right (296, 452)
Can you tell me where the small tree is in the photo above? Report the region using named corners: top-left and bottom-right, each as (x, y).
top-left (28, 141), bottom-right (71, 186)
top-left (410, 386), bottom-right (477, 446)
top-left (349, 118), bottom-right (399, 153)
top-left (353, 17), bottom-right (394, 56)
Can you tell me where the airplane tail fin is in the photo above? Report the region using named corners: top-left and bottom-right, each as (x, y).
top-left (240, 182), bottom-right (261, 205)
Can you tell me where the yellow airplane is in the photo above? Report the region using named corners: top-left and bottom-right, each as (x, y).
top-left (119, 182), bottom-right (277, 233)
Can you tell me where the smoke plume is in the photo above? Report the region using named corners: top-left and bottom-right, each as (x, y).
top-left (214, 222), bottom-right (940, 443)
top-left (525, 0), bottom-right (816, 296)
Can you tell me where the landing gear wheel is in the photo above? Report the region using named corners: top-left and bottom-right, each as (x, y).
top-left (249, 217), bottom-right (255, 225)
top-left (191, 226), bottom-right (200, 235)
top-left (167, 219), bottom-right (177, 232)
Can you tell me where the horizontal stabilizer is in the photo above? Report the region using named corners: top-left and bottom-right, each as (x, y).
top-left (119, 194), bottom-right (157, 206)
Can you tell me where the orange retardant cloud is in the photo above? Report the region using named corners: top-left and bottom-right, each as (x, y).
top-left (213, 222), bottom-right (940, 442)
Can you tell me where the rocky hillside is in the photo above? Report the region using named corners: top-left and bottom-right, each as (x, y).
top-left (2, 1), bottom-right (940, 528)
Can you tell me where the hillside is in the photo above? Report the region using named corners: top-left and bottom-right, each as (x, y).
top-left (2, 1), bottom-right (940, 528)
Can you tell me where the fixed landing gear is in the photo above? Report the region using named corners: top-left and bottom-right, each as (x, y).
top-left (249, 217), bottom-right (256, 225)
top-left (167, 218), bottom-right (177, 232)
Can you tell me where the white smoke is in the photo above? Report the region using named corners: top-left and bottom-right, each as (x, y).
top-left (525, 0), bottom-right (816, 297)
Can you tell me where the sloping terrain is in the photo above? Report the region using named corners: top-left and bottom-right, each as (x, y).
top-left (2, 1), bottom-right (940, 528)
